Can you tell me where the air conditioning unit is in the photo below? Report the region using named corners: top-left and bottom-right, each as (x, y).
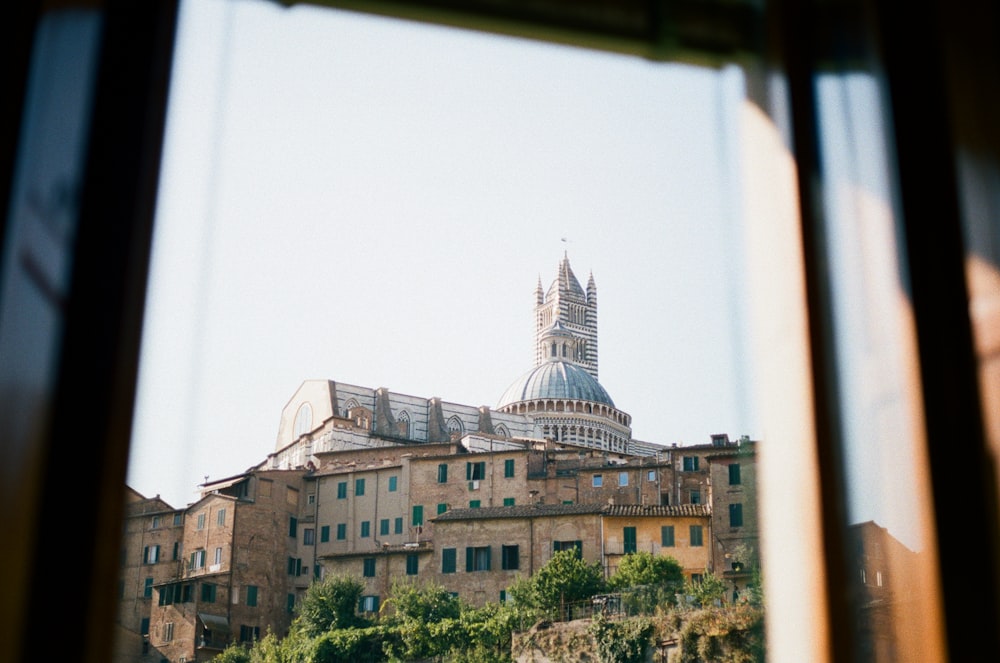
top-left (468, 480), bottom-right (480, 490)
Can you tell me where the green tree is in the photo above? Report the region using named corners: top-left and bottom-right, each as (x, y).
top-left (294, 573), bottom-right (366, 637)
top-left (307, 625), bottom-right (385, 663)
top-left (380, 580), bottom-right (464, 662)
top-left (507, 549), bottom-right (606, 619)
top-left (381, 579), bottom-right (462, 623)
top-left (608, 551), bottom-right (684, 591)
top-left (684, 571), bottom-right (727, 608)
top-left (213, 642), bottom-right (252, 663)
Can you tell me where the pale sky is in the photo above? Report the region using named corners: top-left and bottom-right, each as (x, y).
top-left (126, 0), bottom-right (758, 508)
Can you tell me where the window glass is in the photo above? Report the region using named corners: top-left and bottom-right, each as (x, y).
top-left (125, 0), bottom-right (770, 651)
top-left (813, 67), bottom-right (945, 660)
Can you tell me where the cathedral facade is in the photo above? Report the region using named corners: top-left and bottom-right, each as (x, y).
top-left (269, 254), bottom-right (639, 467)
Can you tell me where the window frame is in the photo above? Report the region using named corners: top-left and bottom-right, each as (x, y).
top-left (10, 3), bottom-right (995, 661)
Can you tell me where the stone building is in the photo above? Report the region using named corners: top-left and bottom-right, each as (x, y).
top-left (115, 256), bottom-right (760, 662)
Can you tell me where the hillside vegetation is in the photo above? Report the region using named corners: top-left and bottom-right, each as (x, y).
top-left (211, 550), bottom-right (765, 663)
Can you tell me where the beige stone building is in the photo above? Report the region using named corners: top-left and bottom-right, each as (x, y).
top-left (115, 256), bottom-right (760, 662)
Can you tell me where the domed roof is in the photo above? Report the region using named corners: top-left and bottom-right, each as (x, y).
top-left (497, 361), bottom-right (615, 408)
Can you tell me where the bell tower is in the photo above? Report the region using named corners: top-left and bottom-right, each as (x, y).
top-left (533, 253), bottom-right (598, 379)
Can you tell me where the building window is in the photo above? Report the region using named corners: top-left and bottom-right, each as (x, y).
top-left (336, 523), bottom-right (346, 540)
top-left (661, 525), bottom-right (675, 547)
top-left (467, 546), bottom-right (491, 571)
top-left (469, 500), bottom-right (481, 508)
top-left (151, 515), bottom-right (160, 529)
top-left (554, 540), bottom-right (583, 558)
top-left (380, 519), bottom-right (390, 536)
top-left (215, 547), bottom-right (223, 565)
top-left (140, 618), bottom-right (150, 636)
top-left (682, 456), bottom-right (699, 472)
top-left (438, 463), bottom-right (448, 483)
top-left (363, 558), bottom-right (375, 577)
top-left (158, 582), bottom-right (193, 606)
top-left (437, 503), bottom-right (448, 514)
top-left (239, 625), bottom-right (260, 643)
top-left (691, 490), bottom-right (701, 504)
top-left (289, 517), bottom-right (297, 537)
top-left (690, 525), bottom-right (704, 547)
top-left (246, 585), bottom-right (258, 607)
top-left (173, 513), bottom-right (182, 526)
top-left (163, 622), bottom-right (174, 642)
top-left (307, 493), bottom-right (315, 505)
top-left (359, 595), bottom-right (379, 613)
top-left (288, 557), bottom-right (302, 576)
top-left (406, 553), bottom-right (418, 575)
top-left (293, 402), bottom-right (312, 438)
top-left (442, 548), bottom-right (457, 574)
top-left (360, 521), bottom-right (371, 538)
top-left (728, 463), bottom-right (742, 485)
top-left (388, 476), bottom-right (398, 492)
top-left (337, 482), bottom-right (347, 499)
top-left (394, 517), bottom-right (403, 534)
top-left (143, 544), bottom-right (160, 564)
top-left (412, 505), bottom-right (424, 526)
top-left (304, 528), bottom-right (315, 545)
top-left (320, 525), bottom-right (330, 542)
top-left (592, 475), bottom-right (603, 487)
top-left (647, 470), bottom-right (656, 481)
top-left (190, 549), bottom-right (206, 570)
top-left (143, 577), bottom-right (153, 598)
top-left (217, 508), bottom-right (226, 526)
top-left (501, 544), bottom-right (519, 570)
top-left (355, 478), bottom-right (365, 496)
top-left (624, 526), bottom-right (637, 554)
top-left (729, 503), bottom-right (744, 527)
top-left (196, 513), bottom-right (206, 530)
top-left (201, 583), bottom-right (217, 603)
top-left (503, 497), bottom-right (515, 506)
top-left (504, 459), bottom-right (515, 477)
top-left (466, 461), bottom-right (486, 481)
top-left (287, 593), bottom-right (296, 613)
top-left (619, 471), bottom-right (629, 487)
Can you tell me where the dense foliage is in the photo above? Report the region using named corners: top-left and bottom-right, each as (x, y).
top-left (211, 552), bottom-right (764, 663)
top-left (506, 549), bottom-right (606, 619)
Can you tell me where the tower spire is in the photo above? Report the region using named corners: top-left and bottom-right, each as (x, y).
top-left (533, 254), bottom-right (598, 379)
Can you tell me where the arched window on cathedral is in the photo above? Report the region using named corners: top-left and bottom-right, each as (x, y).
top-left (293, 402), bottom-right (312, 439)
top-left (562, 342), bottom-right (567, 357)
top-left (495, 424), bottom-right (509, 438)
top-left (447, 415), bottom-right (464, 440)
top-left (396, 410), bottom-right (410, 438)
top-left (551, 342), bottom-right (557, 357)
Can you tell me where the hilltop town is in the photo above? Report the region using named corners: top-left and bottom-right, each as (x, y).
top-left (116, 256), bottom-right (759, 662)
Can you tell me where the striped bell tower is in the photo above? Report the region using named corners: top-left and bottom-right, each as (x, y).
top-left (533, 253), bottom-right (598, 379)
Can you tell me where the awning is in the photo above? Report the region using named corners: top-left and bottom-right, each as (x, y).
top-left (198, 613), bottom-right (230, 632)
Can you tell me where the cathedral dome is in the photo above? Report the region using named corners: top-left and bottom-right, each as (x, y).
top-left (497, 360), bottom-right (615, 408)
